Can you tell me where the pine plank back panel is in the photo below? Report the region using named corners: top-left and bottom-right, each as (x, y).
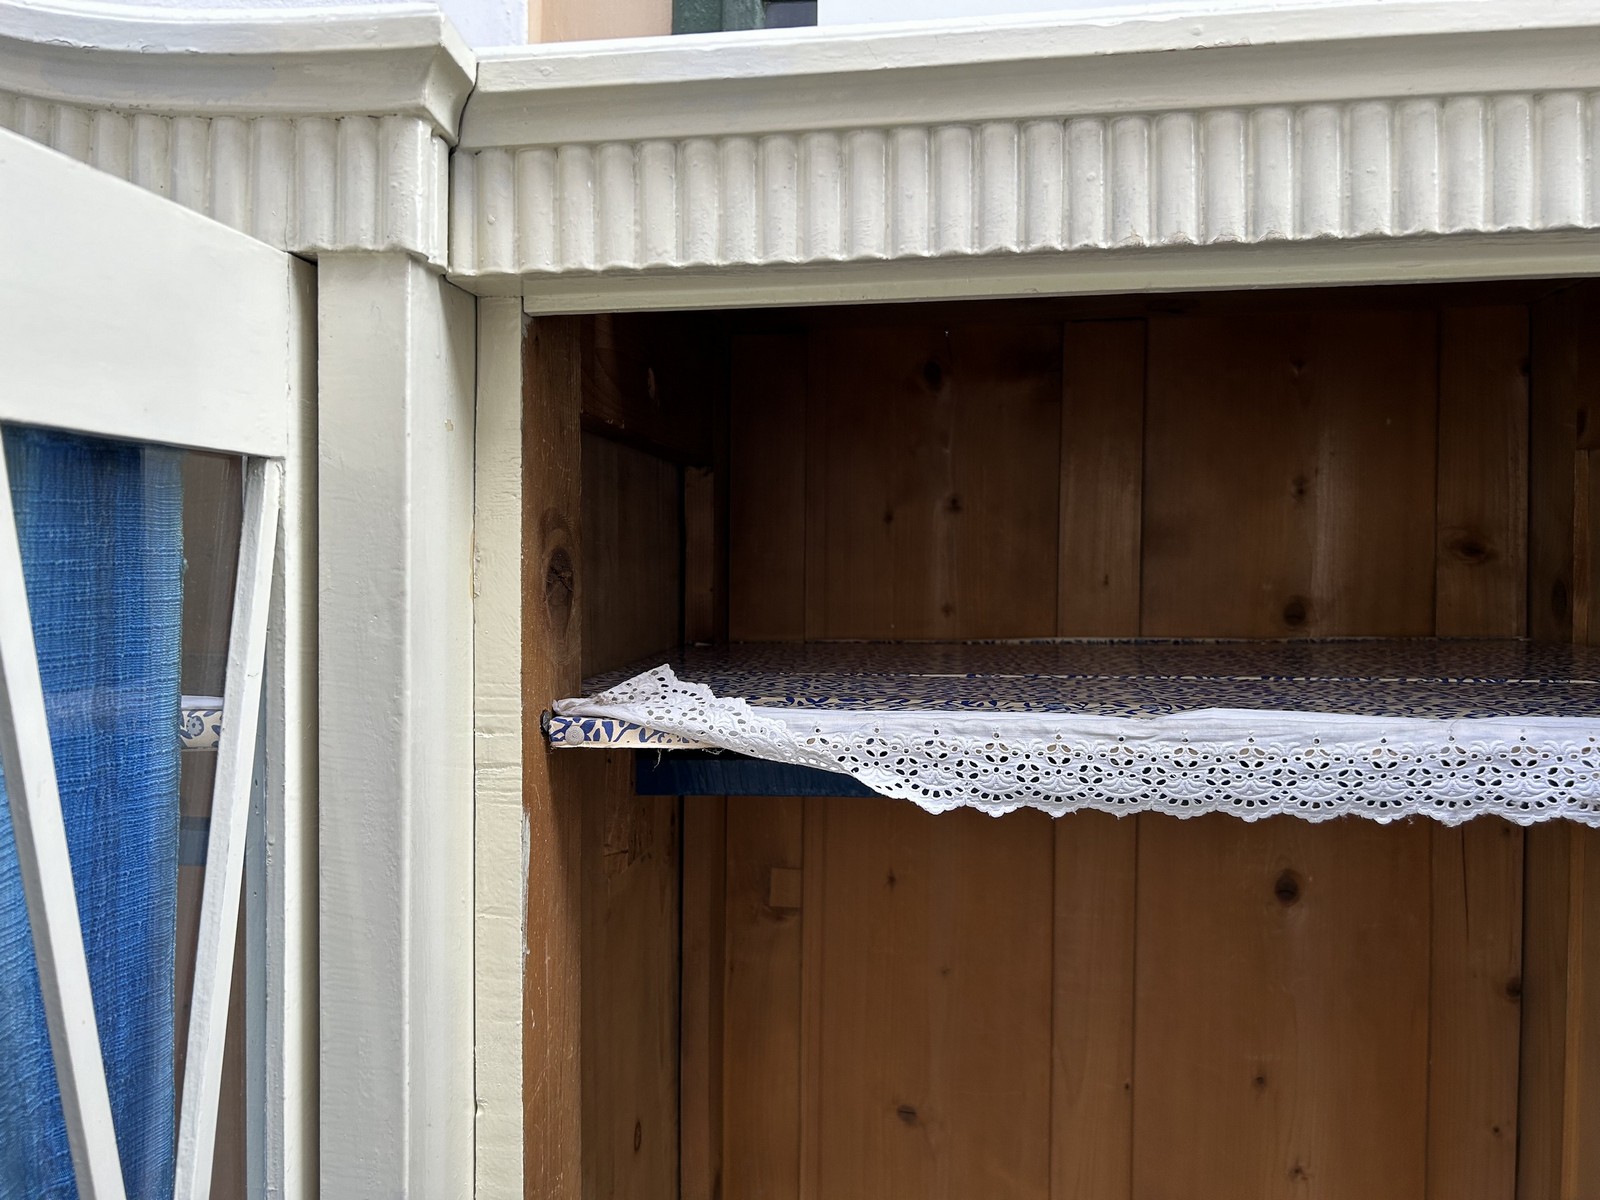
top-left (545, 293), bottom-right (1580, 1200)
top-left (1142, 309), bottom-right (1439, 637)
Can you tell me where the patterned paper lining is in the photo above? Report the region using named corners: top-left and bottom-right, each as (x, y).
top-left (549, 640), bottom-right (1600, 824)
top-left (180, 696), bottom-right (223, 751)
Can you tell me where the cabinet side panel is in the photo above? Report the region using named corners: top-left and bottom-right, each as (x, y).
top-left (523, 316), bottom-right (586, 1200)
top-left (580, 433), bottom-right (682, 677)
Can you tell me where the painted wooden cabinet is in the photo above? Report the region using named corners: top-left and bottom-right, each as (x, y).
top-left (525, 283), bottom-right (1600, 1200)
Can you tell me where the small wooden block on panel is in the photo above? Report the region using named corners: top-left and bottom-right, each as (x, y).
top-left (1059, 320), bottom-right (1146, 637)
top-left (812, 797), bottom-right (1054, 1200)
top-left (1142, 310), bottom-right (1438, 636)
top-left (806, 323), bottom-right (1062, 639)
top-left (1437, 307), bottom-right (1529, 638)
top-left (1132, 815), bottom-right (1431, 1200)
top-left (729, 335), bottom-right (808, 641)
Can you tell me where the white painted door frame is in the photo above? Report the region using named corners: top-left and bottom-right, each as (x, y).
top-left (0, 128), bottom-right (315, 1200)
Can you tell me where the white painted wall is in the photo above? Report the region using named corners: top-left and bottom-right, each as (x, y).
top-left (818, 0), bottom-right (1458, 27)
top-left (93, 0), bottom-right (523, 48)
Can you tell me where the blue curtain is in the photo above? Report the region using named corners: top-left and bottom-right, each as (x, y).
top-left (0, 427), bottom-right (182, 1199)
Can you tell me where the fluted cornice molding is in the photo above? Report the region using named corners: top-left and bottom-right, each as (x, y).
top-left (451, 0), bottom-right (1600, 297)
top-left (0, 2), bottom-right (473, 264)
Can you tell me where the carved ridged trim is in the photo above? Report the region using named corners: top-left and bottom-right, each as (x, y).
top-left (451, 93), bottom-right (1600, 277)
top-left (0, 94), bottom-right (450, 265)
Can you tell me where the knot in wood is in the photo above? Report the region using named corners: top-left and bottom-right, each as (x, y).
top-left (1273, 869), bottom-right (1302, 906)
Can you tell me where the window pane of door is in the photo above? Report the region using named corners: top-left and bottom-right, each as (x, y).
top-left (0, 425), bottom-right (256, 1199)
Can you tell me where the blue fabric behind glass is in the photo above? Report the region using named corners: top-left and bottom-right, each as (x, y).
top-left (0, 427), bottom-right (181, 1200)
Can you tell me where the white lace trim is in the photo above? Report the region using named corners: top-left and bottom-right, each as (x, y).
top-left (553, 665), bottom-right (1600, 825)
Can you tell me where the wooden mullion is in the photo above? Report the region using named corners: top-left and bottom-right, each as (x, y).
top-left (175, 459), bottom-right (282, 1200)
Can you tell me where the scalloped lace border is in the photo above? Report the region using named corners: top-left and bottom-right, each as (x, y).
top-left (553, 666), bottom-right (1600, 824)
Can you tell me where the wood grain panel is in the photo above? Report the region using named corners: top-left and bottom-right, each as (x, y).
top-left (580, 753), bottom-right (680, 1200)
top-left (582, 313), bottom-right (713, 464)
top-left (1425, 820), bottom-right (1523, 1200)
top-left (1437, 307), bottom-right (1529, 637)
top-left (580, 434), bottom-right (681, 677)
top-left (814, 798), bottom-right (1054, 1200)
top-left (722, 797), bottom-right (806, 1200)
top-left (1058, 320), bottom-right (1145, 636)
top-left (523, 316), bottom-right (585, 1200)
top-left (807, 323), bottom-right (1061, 639)
top-left (680, 796), bottom-right (726, 1200)
top-left (1528, 287), bottom-right (1600, 641)
top-left (1142, 310), bottom-right (1438, 636)
top-left (1051, 813), bottom-right (1136, 1200)
top-left (729, 334), bottom-right (808, 641)
top-left (1563, 826), bottom-right (1600, 1199)
top-left (1519, 824), bottom-right (1600, 1200)
top-left (1132, 815), bottom-right (1431, 1200)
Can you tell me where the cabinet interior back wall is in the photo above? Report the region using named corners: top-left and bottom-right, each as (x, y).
top-left (537, 283), bottom-right (1600, 1200)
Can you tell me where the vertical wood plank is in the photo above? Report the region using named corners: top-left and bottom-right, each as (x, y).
top-left (1058, 320), bottom-right (1146, 636)
top-left (582, 313), bottom-right (714, 464)
top-left (1436, 307), bottom-right (1529, 636)
top-left (1142, 310), bottom-right (1438, 636)
top-left (1561, 826), bottom-right (1600, 1199)
top-left (1132, 815), bottom-right (1432, 1200)
top-left (721, 797), bottom-right (806, 1200)
top-left (1053, 315), bottom-right (1141, 1200)
top-left (1426, 820), bottom-right (1524, 1200)
top-left (729, 334), bottom-right (808, 641)
top-left (680, 797), bottom-right (726, 1200)
top-left (1528, 287), bottom-right (1600, 642)
top-left (1051, 813), bottom-right (1136, 1200)
top-left (580, 753), bottom-right (680, 1200)
top-left (1520, 823), bottom-right (1575, 1200)
top-left (1430, 304), bottom-right (1527, 1200)
top-left (807, 323), bottom-right (1061, 638)
top-left (579, 434), bottom-right (681, 677)
top-left (798, 798), bottom-right (828, 1200)
top-left (685, 466), bottom-right (719, 645)
top-left (814, 799), bottom-right (1054, 1200)
top-left (522, 315), bottom-right (585, 1200)
top-left (1519, 824), bottom-right (1600, 1200)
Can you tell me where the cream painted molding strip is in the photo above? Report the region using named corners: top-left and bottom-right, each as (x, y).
top-left (0, 98), bottom-right (451, 266)
top-left (0, 1), bottom-right (472, 265)
top-left (451, 92), bottom-right (1600, 278)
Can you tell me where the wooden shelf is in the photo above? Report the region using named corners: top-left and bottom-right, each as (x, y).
top-left (548, 640), bottom-right (1600, 818)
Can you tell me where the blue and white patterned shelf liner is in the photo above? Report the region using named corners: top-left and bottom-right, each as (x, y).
top-left (180, 696), bottom-right (223, 751)
top-left (549, 640), bottom-right (1600, 824)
